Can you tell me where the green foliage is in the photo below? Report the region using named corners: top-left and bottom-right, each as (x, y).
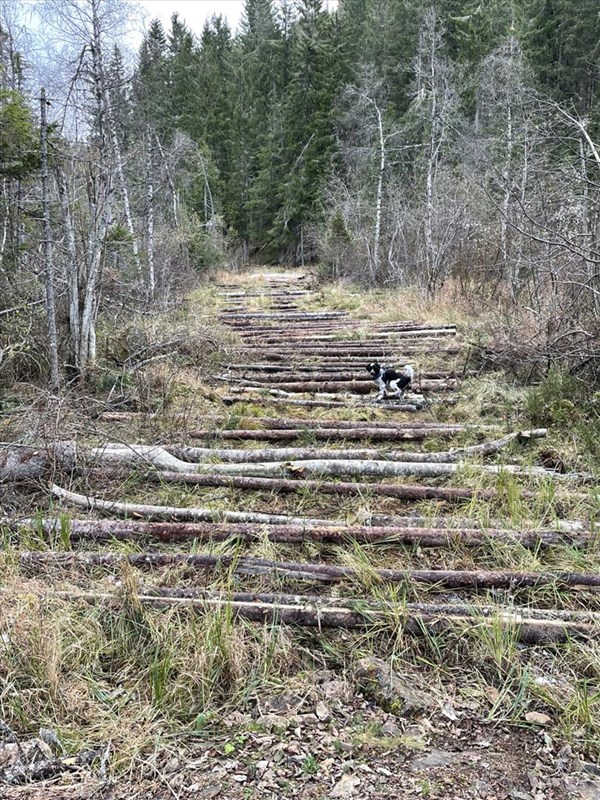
top-left (0, 89), bottom-right (39, 178)
top-left (525, 369), bottom-right (586, 426)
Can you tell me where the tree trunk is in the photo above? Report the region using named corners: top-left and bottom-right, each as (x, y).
top-left (56, 165), bottom-right (81, 367)
top-left (146, 128), bottom-right (155, 297)
top-left (40, 88), bottom-right (60, 390)
top-left (187, 426), bottom-right (456, 442)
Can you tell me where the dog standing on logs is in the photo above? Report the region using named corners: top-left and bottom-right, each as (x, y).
top-left (367, 362), bottom-right (414, 401)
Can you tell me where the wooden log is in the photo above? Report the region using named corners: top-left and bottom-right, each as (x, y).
top-left (219, 312), bottom-right (349, 320)
top-left (222, 372), bottom-right (453, 384)
top-left (216, 380), bottom-right (457, 395)
top-left (187, 427), bottom-right (455, 442)
top-left (229, 417), bottom-right (470, 431)
top-left (48, 484), bottom-right (337, 525)
top-left (141, 472), bottom-right (541, 503)
top-left (3, 518), bottom-right (584, 548)
top-left (18, 551), bottom-right (600, 591)
top-left (168, 430), bottom-right (546, 465)
top-left (0, 587), bottom-right (592, 643)
top-left (234, 343), bottom-right (461, 353)
top-left (0, 441), bottom-right (77, 482)
top-left (221, 364), bottom-right (460, 378)
top-left (220, 395), bottom-right (421, 412)
top-left (128, 458), bottom-right (585, 480)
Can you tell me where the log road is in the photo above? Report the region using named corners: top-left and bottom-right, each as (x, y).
top-left (3, 269), bottom-right (598, 643)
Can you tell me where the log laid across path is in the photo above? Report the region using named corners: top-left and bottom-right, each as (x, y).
top-left (2, 517), bottom-right (587, 548)
top-left (0, 586), bottom-right (593, 643)
top-left (187, 426), bottom-right (459, 442)
top-left (215, 379), bottom-right (457, 395)
top-left (17, 550), bottom-right (600, 591)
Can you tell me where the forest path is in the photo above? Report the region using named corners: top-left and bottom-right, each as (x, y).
top-left (1, 269), bottom-right (598, 798)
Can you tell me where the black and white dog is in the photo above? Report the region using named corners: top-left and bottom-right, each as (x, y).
top-left (366, 362), bottom-right (414, 400)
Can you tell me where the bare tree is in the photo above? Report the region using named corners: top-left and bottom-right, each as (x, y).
top-left (39, 88), bottom-right (60, 389)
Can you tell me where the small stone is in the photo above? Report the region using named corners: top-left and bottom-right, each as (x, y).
top-left (264, 693), bottom-right (304, 715)
top-left (354, 657), bottom-right (433, 716)
top-left (330, 773), bottom-right (361, 798)
top-left (198, 786), bottom-right (221, 799)
top-left (316, 702), bottom-right (332, 723)
top-left (412, 749), bottom-right (461, 769)
top-left (525, 712), bottom-right (552, 726)
top-left (381, 720), bottom-right (401, 738)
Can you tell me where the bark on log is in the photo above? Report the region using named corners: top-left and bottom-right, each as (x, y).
top-left (235, 347), bottom-right (463, 357)
top-left (0, 441), bottom-right (77, 482)
top-left (222, 372), bottom-right (454, 384)
top-left (18, 550), bottom-right (600, 591)
top-left (3, 517), bottom-right (585, 548)
top-left (0, 586), bottom-right (591, 643)
top-left (139, 471), bottom-right (540, 504)
top-left (48, 484), bottom-right (337, 525)
top-left (104, 456), bottom-right (580, 481)
top-left (220, 395), bottom-right (421, 411)
top-left (216, 380), bottom-right (456, 395)
top-left (230, 417), bottom-right (470, 431)
top-left (187, 427), bottom-right (454, 442)
top-left (221, 365), bottom-right (460, 378)
top-left (168, 430), bottom-right (546, 465)
top-left (219, 312), bottom-right (349, 320)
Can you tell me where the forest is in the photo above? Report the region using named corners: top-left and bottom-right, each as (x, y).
top-left (0, 0), bottom-right (599, 387)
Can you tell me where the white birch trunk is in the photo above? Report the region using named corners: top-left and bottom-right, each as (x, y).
top-left (146, 129), bottom-right (155, 297)
top-left (373, 100), bottom-right (385, 279)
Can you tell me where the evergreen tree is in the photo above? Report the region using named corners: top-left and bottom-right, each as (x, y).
top-left (134, 19), bottom-right (170, 137)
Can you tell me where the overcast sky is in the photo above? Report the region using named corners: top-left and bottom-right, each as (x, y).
top-left (134, 0), bottom-right (339, 42)
top-left (135, 0), bottom-right (247, 40)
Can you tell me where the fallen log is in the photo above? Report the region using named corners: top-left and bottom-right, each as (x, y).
top-left (105, 455), bottom-right (580, 480)
top-left (220, 395), bottom-right (421, 411)
top-left (229, 417), bottom-right (470, 431)
top-left (235, 346), bottom-right (463, 357)
top-left (1, 517), bottom-right (586, 548)
top-left (221, 364), bottom-right (460, 379)
top-left (216, 380), bottom-right (457, 395)
top-left (187, 427), bottom-right (455, 442)
top-left (168, 430), bottom-right (546, 464)
top-left (219, 312), bottom-right (349, 320)
top-left (0, 586), bottom-right (592, 643)
top-left (138, 472), bottom-right (541, 504)
top-left (222, 372), bottom-right (455, 384)
top-left (48, 484), bottom-right (337, 525)
top-left (18, 550), bottom-right (600, 591)
top-left (0, 441), bottom-right (77, 482)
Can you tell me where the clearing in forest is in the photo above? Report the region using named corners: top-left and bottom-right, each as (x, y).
top-left (0, 270), bottom-right (598, 799)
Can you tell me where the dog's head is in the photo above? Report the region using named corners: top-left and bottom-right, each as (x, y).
top-left (366, 361), bottom-right (380, 376)
top-left (403, 364), bottom-right (414, 381)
